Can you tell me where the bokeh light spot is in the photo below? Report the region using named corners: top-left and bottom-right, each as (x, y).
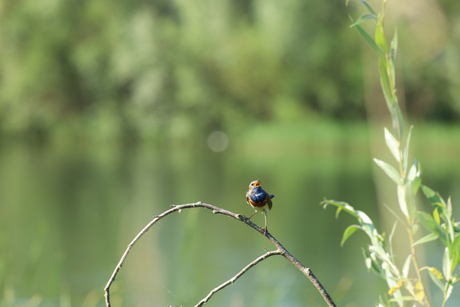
top-left (207, 131), bottom-right (229, 152)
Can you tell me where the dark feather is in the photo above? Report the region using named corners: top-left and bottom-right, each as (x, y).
top-left (250, 187), bottom-right (268, 203)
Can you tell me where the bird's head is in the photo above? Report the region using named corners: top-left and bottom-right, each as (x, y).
top-left (249, 179), bottom-right (261, 189)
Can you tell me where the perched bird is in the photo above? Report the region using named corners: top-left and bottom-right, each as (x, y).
top-left (246, 179), bottom-right (274, 234)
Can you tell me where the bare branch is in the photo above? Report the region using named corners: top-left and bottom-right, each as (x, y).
top-left (104, 202), bottom-right (336, 307)
top-left (264, 232), bottom-right (337, 307)
top-left (195, 250), bottom-right (282, 307)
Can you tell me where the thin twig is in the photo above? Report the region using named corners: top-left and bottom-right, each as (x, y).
top-left (104, 202), bottom-right (336, 307)
top-left (264, 232), bottom-right (337, 307)
top-left (195, 250), bottom-right (282, 307)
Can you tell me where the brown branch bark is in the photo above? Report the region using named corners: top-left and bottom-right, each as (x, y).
top-left (104, 201), bottom-right (336, 307)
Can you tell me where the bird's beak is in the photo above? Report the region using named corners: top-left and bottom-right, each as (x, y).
top-left (254, 180), bottom-right (261, 187)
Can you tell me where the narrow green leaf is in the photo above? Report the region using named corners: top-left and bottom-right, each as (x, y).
top-left (412, 177), bottom-right (422, 195)
top-left (370, 259), bottom-right (383, 277)
top-left (358, 0), bottom-right (377, 15)
top-left (390, 28), bottom-right (398, 63)
top-left (426, 268), bottom-right (445, 290)
top-left (445, 283), bottom-right (454, 301)
top-left (375, 20), bottom-right (388, 52)
top-left (353, 21), bottom-right (385, 58)
top-left (374, 158), bottom-right (403, 186)
top-left (421, 184), bottom-right (436, 199)
top-left (409, 160), bottom-right (423, 194)
top-left (408, 163), bottom-right (417, 181)
top-left (388, 221), bottom-right (398, 257)
top-left (391, 103), bottom-right (404, 142)
top-left (412, 224), bottom-right (419, 235)
top-left (335, 206), bottom-right (343, 219)
top-left (421, 185), bottom-right (445, 206)
top-left (389, 221), bottom-right (398, 241)
top-left (321, 200), bottom-right (359, 219)
top-left (355, 209), bottom-right (374, 225)
top-left (341, 225), bottom-right (361, 246)
top-left (384, 127), bottom-right (400, 162)
top-left (402, 125), bottom-right (413, 175)
top-left (350, 13), bottom-right (377, 27)
top-left (450, 249), bottom-right (459, 278)
top-left (417, 211), bottom-right (437, 232)
top-left (443, 247), bottom-right (450, 280)
top-left (403, 254), bottom-right (411, 278)
top-left (388, 58), bottom-right (396, 99)
top-left (379, 58), bottom-right (393, 110)
top-left (384, 203), bottom-right (406, 226)
top-left (405, 181), bottom-right (417, 220)
top-left (453, 275), bottom-right (460, 285)
top-left (412, 233), bottom-right (439, 247)
top-left (433, 208), bottom-right (441, 225)
top-left (435, 202), bottom-right (455, 242)
top-left (417, 211), bottom-right (448, 246)
top-left (389, 28), bottom-right (398, 86)
top-left (397, 185), bottom-right (409, 219)
top-left (362, 248), bottom-right (381, 275)
top-left (355, 210), bottom-right (378, 241)
top-left (452, 234), bottom-right (460, 252)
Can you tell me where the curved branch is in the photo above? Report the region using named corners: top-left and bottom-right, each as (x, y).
top-left (264, 232), bottom-right (337, 307)
top-left (195, 250), bottom-right (282, 307)
top-left (104, 201), bottom-right (336, 307)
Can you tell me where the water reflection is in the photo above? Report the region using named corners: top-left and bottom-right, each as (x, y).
top-left (1, 133), bottom-right (459, 306)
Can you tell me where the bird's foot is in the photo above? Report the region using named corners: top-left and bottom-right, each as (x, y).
top-left (237, 214), bottom-right (252, 222)
top-left (261, 227), bottom-right (268, 236)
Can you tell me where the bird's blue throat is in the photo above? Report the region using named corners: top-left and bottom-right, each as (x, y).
top-left (250, 186), bottom-right (267, 203)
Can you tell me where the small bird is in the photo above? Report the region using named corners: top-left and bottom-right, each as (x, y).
top-left (246, 179), bottom-right (274, 234)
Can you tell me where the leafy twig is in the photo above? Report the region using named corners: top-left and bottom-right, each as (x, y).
top-left (322, 1), bottom-right (460, 306)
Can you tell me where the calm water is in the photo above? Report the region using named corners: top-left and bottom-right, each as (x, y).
top-left (1, 126), bottom-right (460, 307)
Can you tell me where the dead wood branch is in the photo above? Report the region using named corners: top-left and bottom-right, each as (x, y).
top-left (104, 202), bottom-right (336, 307)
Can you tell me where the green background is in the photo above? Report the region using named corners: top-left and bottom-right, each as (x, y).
top-left (1, 0), bottom-right (460, 306)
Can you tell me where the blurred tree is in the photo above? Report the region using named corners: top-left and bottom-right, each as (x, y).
top-left (0, 0), bottom-right (458, 142)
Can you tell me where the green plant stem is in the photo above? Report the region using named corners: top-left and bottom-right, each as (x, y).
top-left (407, 227), bottom-right (432, 307)
top-left (442, 295), bottom-right (447, 307)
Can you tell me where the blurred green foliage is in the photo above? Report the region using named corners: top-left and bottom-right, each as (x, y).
top-left (0, 0), bottom-right (459, 141)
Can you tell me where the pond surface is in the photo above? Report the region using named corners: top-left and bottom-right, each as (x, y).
top-left (1, 123), bottom-right (460, 307)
